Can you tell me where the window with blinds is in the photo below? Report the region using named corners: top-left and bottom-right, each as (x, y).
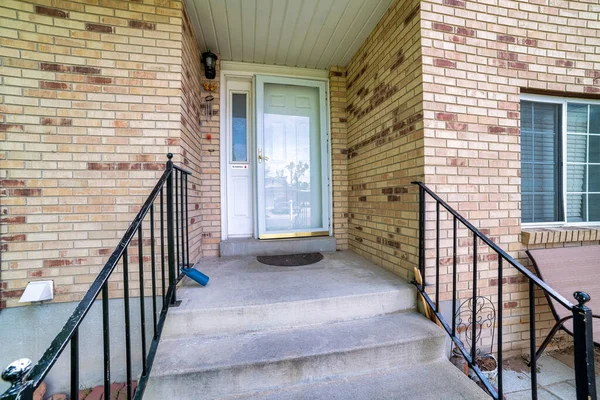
top-left (521, 97), bottom-right (600, 224)
top-left (520, 101), bottom-right (562, 223)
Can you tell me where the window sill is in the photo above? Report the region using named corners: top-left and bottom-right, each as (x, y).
top-left (521, 226), bottom-right (600, 245)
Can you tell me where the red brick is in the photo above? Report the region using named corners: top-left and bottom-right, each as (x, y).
top-left (446, 122), bottom-right (466, 131)
top-left (116, 163), bottom-right (141, 171)
top-left (0, 180), bottom-right (26, 187)
top-left (497, 35), bottom-right (516, 43)
top-left (456, 27), bottom-right (474, 37)
top-left (522, 38), bottom-right (538, 46)
top-left (35, 6), bottom-right (69, 18)
top-left (449, 35), bottom-right (465, 44)
top-left (586, 70), bottom-right (600, 79)
top-left (3, 234), bottom-right (26, 242)
top-left (85, 23), bottom-right (113, 33)
top-left (9, 189), bottom-right (42, 197)
top-left (110, 383), bottom-right (125, 400)
top-left (84, 386), bottom-right (104, 400)
top-left (87, 162), bottom-right (113, 170)
top-left (128, 20), bottom-right (156, 30)
top-left (142, 163), bottom-right (163, 170)
top-left (79, 388), bottom-right (91, 400)
top-left (40, 63), bottom-right (71, 72)
top-left (1, 290), bottom-right (24, 299)
top-left (491, 276), bottom-right (526, 286)
top-left (584, 86), bottom-right (600, 93)
top-left (433, 58), bottom-right (456, 68)
top-left (0, 124), bottom-right (24, 132)
top-left (504, 301), bottom-right (518, 309)
top-left (73, 66), bottom-right (101, 75)
top-left (498, 51), bottom-right (518, 61)
top-left (443, 0), bottom-right (465, 7)
top-left (41, 81), bottom-right (70, 90)
top-left (509, 61), bottom-right (528, 70)
top-left (448, 158), bottom-right (467, 166)
top-left (435, 112), bottom-right (457, 121)
top-left (43, 258), bottom-right (86, 267)
top-left (556, 59), bottom-right (574, 68)
top-left (403, 4), bottom-right (420, 26)
top-left (86, 76), bottom-right (112, 84)
top-left (41, 118), bottom-right (73, 126)
top-left (433, 23), bottom-right (453, 33)
top-left (1, 216), bottom-right (26, 224)
top-left (488, 126), bottom-right (506, 134)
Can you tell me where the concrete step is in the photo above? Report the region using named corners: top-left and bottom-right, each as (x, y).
top-left (161, 252), bottom-right (415, 339)
top-left (145, 312), bottom-right (448, 400)
top-left (220, 237), bottom-right (336, 257)
top-left (222, 360), bottom-right (489, 400)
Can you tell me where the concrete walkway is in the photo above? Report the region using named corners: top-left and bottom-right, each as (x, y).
top-left (503, 351), bottom-right (598, 399)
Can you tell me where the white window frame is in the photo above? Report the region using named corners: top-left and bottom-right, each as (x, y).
top-left (520, 93), bottom-right (600, 228)
top-left (229, 90), bottom-right (250, 164)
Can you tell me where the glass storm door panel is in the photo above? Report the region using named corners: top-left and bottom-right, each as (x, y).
top-left (256, 76), bottom-right (330, 239)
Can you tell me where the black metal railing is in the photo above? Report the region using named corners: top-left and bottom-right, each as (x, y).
top-left (412, 182), bottom-right (596, 400)
top-left (1, 153), bottom-right (192, 400)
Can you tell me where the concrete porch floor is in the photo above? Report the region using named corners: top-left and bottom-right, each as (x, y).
top-left (160, 250), bottom-right (418, 339)
top-left (176, 251), bottom-right (413, 310)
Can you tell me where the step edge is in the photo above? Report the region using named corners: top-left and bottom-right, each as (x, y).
top-left (213, 359), bottom-right (482, 400)
top-left (151, 325), bottom-right (446, 378)
top-left (168, 287), bottom-right (415, 315)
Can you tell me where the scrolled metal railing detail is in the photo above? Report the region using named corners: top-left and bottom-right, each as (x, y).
top-left (455, 296), bottom-right (496, 357)
top-left (411, 181), bottom-right (596, 400)
top-left (1, 154), bottom-right (192, 400)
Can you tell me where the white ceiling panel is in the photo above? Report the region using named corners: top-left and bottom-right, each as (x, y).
top-left (185, 0), bottom-right (393, 69)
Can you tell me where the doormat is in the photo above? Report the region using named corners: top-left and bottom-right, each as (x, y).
top-left (257, 253), bottom-right (324, 267)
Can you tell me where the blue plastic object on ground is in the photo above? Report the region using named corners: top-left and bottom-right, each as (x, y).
top-left (181, 268), bottom-right (209, 286)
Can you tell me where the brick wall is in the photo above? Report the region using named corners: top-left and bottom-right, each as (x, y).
top-left (0, 0), bottom-right (189, 308)
top-left (420, 0), bottom-right (600, 354)
top-left (329, 66), bottom-right (349, 250)
top-left (180, 8), bottom-right (220, 259)
top-left (344, 0), bottom-right (424, 279)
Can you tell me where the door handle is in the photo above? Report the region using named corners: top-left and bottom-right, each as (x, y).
top-left (258, 148), bottom-right (269, 163)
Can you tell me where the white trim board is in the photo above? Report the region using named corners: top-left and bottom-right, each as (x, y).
top-left (221, 61), bottom-right (329, 80)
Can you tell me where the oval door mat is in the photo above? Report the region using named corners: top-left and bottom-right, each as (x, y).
top-left (257, 253), bottom-right (324, 267)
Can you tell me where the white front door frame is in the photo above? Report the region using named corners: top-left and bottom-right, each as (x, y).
top-left (219, 61), bottom-right (331, 241)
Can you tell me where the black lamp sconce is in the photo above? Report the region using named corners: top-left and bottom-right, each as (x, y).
top-left (202, 51), bottom-right (218, 79)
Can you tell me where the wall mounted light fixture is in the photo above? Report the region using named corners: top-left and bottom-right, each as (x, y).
top-left (201, 51), bottom-right (218, 79)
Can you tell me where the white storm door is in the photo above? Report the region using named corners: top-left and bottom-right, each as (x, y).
top-left (226, 79), bottom-right (253, 237)
top-left (255, 76), bottom-right (330, 239)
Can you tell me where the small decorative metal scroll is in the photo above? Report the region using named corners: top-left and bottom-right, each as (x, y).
top-left (455, 295), bottom-right (496, 356)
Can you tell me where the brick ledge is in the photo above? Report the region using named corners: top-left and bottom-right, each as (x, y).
top-left (521, 226), bottom-right (600, 245)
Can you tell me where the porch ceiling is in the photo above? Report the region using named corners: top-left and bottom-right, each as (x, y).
top-left (184, 0), bottom-right (393, 69)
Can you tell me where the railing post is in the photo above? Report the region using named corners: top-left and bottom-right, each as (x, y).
top-left (0, 359), bottom-right (34, 400)
top-left (417, 184), bottom-right (425, 286)
top-left (572, 291), bottom-right (596, 400)
top-left (166, 153), bottom-right (177, 305)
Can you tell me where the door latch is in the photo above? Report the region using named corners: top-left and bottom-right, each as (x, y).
top-left (258, 148), bottom-right (269, 163)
